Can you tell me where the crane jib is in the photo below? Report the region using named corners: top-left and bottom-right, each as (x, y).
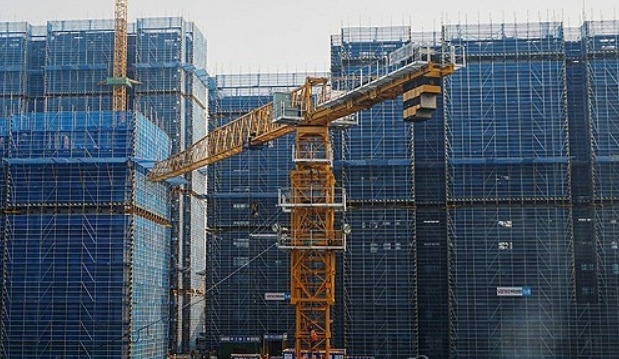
top-left (148, 61), bottom-right (455, 182)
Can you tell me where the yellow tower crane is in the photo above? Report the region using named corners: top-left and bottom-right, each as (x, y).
top-left (148, 45), bottom-right (458, 359)
top-left (102, 0), bottom-right (139, 111)
top-left (100, 2), bottom-right (461, 356)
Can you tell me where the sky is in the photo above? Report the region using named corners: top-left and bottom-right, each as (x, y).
top-left (1, 0), bottom-right (617, 74)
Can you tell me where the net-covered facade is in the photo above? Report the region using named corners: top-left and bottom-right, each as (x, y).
top-left (443, 22), bottom-right (573, 358)
top-left (206, 20), bottom-right (619, 359)
top-left (131, 18), bottom-right (208, 354)
top-left (331, 26), bottom-right (418, 359)
top-left (0, 111), bottom-right (171, 358)
top-left (440, 20), bottom-right (619, 358)
top-left (0, 17), bottom-right (208, 357)
top-left (575, 20), bottom-right (619, 357)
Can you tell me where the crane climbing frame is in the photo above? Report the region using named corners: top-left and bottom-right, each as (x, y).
top-left (149, 48), bottom-right (457, 359)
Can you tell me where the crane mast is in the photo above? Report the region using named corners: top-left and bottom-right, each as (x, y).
top-left (149, 46), bottom-right (459, 358)
top-left (286, 125), bottom-right (340, 357)
top-left (103, 0), bottom-right (139, 111)
top-left (112, 0), bottom-right (128, 111)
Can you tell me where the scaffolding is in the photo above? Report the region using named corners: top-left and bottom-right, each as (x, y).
top-left (444, 22), bottom-right (570, 203)
top-left (45, 20), bottom-right (116, 97)
top-left (0, 111), bottom-right (171, 358)
top-left (0, 22), bottom-right (30, 118)
top-left (442, 21), bottom-right (575, 358)
top-left (586, 20), bottom-right (619, 200)
top-left (132, 17), bottom-right (208, 354)
top-left (0, 17), bottom-right (208, 357)
top-left (577, 19), bottom-right (619, 358)
top-left (447, 206), bottom-right (572, 357)
top-left (330, 26), bottom-right (418, 359)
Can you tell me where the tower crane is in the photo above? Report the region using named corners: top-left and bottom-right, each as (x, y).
top-left (100, 0), bottom-right (461, 357)
top-left (102, 0), bottom-right (139, 111)
top-left (148, 45), bottom-right (458, 359)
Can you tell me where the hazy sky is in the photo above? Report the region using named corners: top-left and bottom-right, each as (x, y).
top-left (1, 0), bottom-right (617, 73)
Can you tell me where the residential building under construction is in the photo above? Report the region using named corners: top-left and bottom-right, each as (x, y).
top-left (0, 18), bottom-right (207, 358)
top-left (206, 21), bottom-right (619, 359)
top-left (0, 14), bottom-right (619, 359)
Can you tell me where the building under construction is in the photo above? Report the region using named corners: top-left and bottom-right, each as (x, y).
top-left (206, 21), bottom-right (619, 359)
top-left (0, 18), bottom-right (208, 357)
top-left (1, 14), bottom-right (619, 359)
